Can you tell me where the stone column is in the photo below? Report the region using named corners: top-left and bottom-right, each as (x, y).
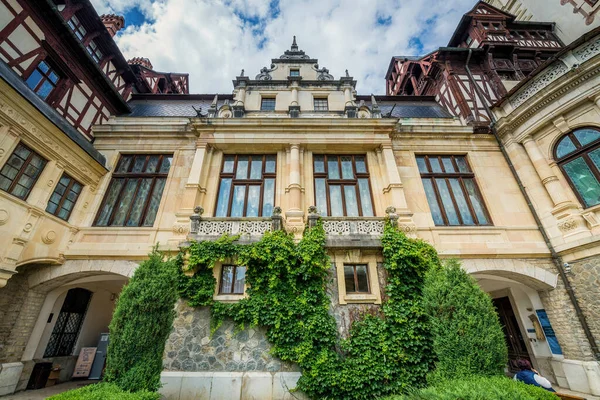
top-left (181, 144), bottom-right (210, 213)
top-left (289, 83), bottom-right (300, 118)
top-left (28, 161), bottom-right (65, 210)
top-left (521, 136), bottom-right (590, 239)
top-left (522, 137), bottom-right (571, 208)
top-left (0, 126), bottom-right (19, 166)
top-left (380, 144), bottom-right (416, 235)
top-left (285, 144), bottom-right (304, 236)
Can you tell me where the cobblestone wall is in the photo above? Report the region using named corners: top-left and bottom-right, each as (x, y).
top-left (568, 255), bottom-right (600, 356)
top-left (163, 302), bottom-right (297, 373)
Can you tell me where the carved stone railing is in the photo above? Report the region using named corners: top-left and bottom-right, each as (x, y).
top-left (192, 218), bottom-right (273, 236)
top-left (321, 218), bottom-right (386, 236)
top-left (189, 206), bottom-right (282, 238)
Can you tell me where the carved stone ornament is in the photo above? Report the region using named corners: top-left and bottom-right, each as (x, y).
top-left (558, 217), bottom-right (580, 233)
top-left (314, 65), bottom-right (334, 81)
top-left (0, 209), bottom-right (8, 225)
top-left (308, 205), bottom-right (318, 215)
top-left (322, 219), bottom-right (385, 236)
top-left (193, 206), bottom-right (204, 215)
top-left (255, 64), bottom-right (276, 80)
top-left (385, 206), bottom-right (397, 215)
top-left (42, 230), bottom-right (57, 244)
top-left (573, 36), bottom-right (600, 63)
top-left (279, 36), bottom-right (311, 60)
top-left (510, 61), bottom-right (569, 108)
top-left (272, 206), bottom-right (282, 215)
top-left (173, 223), bottom-right (190, 235)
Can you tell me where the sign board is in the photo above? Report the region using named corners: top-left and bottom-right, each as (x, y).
top-left (72, 347), bottom-right (97, 378)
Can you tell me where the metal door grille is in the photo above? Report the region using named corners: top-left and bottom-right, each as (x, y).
top-left (44, 288), bottom-right (91, 358)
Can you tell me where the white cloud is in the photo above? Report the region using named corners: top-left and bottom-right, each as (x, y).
top-left (91, 0), bottom-right (477, 94)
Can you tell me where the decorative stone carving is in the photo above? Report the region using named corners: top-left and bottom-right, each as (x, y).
top-left (23, 223), bottom-right (33, 233)
top-left (322, 218), bottom-right (385, 236)
top-left (192, 218), bottom-right (272, 237)
top-left (42, 230), bottom-right (57, 244)
top-left (0, 209), bottom-right (8, 225)
top-left (510, 61), bottom-right (569, 108)
top-left (315, 65), bottom-right (334, 81)
top-left (255, 64), bottom-right (276, 80)
top-left (582, 212), bottom-right (600, 229)
top-left (173, 223), bottom-right (190, 235)
top-left (558, 218), bottom-right (580, 233)
top-left (308, 205), bottom-right (318, 215)
top-left (190, 206), bottom-right (204, 234)
top-left (239, 220), bottom-right (271, 235)
top-left (573, 36), bottom-right (600, 63)
top-left (272, 206), bottom-right (282, 215)
top-left (279, 36), bottom-right (311, 60)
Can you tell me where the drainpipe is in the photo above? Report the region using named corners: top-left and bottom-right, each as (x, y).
top-left (464, 48), bottom-right (600, 361)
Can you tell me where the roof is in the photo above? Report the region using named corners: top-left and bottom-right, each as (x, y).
top-left (0, 60), bottom-right (107, 168)
top-left (125, 94), bottom-right (234, 117)
top-left (125, 94), bottom-right (452, 119)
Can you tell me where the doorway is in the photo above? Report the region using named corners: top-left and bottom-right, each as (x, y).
top-left (492, 296), bottom-right (531, 372)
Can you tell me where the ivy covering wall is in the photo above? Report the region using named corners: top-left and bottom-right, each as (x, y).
top-left (178, 222), bottom-right (438, 399)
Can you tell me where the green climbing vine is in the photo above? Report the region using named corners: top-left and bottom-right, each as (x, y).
top-left (177, 220), bottom-right (440, 399)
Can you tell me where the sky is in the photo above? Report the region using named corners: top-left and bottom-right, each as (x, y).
top-left (90, 0), bottom-right (478, 94)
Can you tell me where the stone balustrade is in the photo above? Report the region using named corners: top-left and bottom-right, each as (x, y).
top-left (321, 217), bottom-right (386, 236)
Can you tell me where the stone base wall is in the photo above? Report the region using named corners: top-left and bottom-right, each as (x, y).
top-left (160, 371), bottom-right (307, 400)
top-left (568, 255), bottom-right (600, 354)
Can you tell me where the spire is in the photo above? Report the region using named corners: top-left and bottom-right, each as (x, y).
top-left (291, 36), bottom-right (298, 51)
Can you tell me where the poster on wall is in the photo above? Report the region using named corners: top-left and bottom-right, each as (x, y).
top-left (72, 347), bottom-right (97, 378)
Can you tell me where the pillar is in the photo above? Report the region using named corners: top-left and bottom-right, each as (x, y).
top-left (285, 144), bottom-right (304, 236)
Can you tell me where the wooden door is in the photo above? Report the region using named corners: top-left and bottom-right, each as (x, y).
top-left (492, 296), bottom-right (531, 372)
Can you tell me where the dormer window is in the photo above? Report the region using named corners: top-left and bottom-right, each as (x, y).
top-left (290, 69), bottom-right (300, 77)
top-left (86, 40), bottom-right (103, 63)
top-left (67, 15), bottom-right (87, 41)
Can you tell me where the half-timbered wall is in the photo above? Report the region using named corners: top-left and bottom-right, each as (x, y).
top-left (0, 0), bottom-right (131, 139)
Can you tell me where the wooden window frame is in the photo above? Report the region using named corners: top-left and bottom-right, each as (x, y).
top-left (25, 60), bottom-right (61, 101)
top-left (46, 173), bottom-right (83, 221)
top-left (313, 154), bottom-right (375, 217)
top-left (344, 264), bottom-right (370, 294)
top-left (215, 154), bottom-right (277, 217)
top-left (417, 155), bottom-right (492, 226)
top-left (0, 142), bottom-right (47, 200)
top-left (67, 14), bottom-right (87, 41)
top-left (86, 39), bottom-right (103, 64)
top-left (93, 154), bottom-right (172, 227)
top-left (554, 128), bottom-right (600, 208)
top-left (260, 97), bottom-right (276, 111)
top-left (218, 265), bottom-right (246, 295)
top-left (313, 97), bottom-right (328, 111)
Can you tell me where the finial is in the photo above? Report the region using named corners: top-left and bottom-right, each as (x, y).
top-left (345, 69), bottom-right (350, 78)
top-left (211, 94), bottom-right (218, 106)
top-left (371, 94), bottom-right (378, 105)
top-left (291, 36), bottom-right (298, 51)
top-left (240, 69), bottom-right (245, 77)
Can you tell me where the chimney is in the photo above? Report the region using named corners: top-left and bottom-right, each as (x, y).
top-left (100, 14), bottom-right (125, 37)
top-left (127, 57), bottom-right (153, 70)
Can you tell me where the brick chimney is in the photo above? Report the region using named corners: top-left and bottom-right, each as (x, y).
top-left (100, 14), bottom-right (125, 37)
top-left (127, 57), bottom-right (153, 70)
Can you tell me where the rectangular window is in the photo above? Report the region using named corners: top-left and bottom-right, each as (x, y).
top-left (67, 15), bottom-right (87, 41)
top-left (260, 98), bottom-right (276, 111)
top-left (313, 155), bottom-right (374, 217)
top-left (417, 155), bottom-right (490, 226)
top-left (25, 60), bottom-right (60, 100)
top-left (0, 143), bottom-right (47, 200)
top-left (86, 40), bottom-right (103, 63)
top-left (219, 265), bottom-right (246, 294)
top-left (46, 174), bottom-right (83, 221)
top-left (313, 98), bottom-right (328, 111)
top-left (289, 69), bottom-right (300, 77)
top-left (344, 264), bottom-right (369, 293)
top-left (94, 154), bottom-right (172, 227)
top-left (215, 155), bottom-right (276, 217)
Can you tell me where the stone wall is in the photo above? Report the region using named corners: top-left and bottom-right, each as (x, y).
top-left (568, 255), bottom-right (600, 356)
top-left (163, 301), bottom-right (297, 373)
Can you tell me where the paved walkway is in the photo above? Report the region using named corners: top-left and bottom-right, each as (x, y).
top-left (1, 381), bottom-right (96, 400)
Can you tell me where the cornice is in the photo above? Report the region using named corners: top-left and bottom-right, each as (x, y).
top-left (495, 60), bottom-right (600, 140)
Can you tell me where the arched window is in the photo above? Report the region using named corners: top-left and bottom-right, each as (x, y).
top-left (555, 127), bottom-right (600, 208)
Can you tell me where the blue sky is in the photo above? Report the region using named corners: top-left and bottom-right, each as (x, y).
top-left (91, 0), bottom-right (478, 94)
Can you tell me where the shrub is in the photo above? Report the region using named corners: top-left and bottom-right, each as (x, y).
top-left (383, 375), bottom-right (557, 400)
top-left (422, 259), bottom-right (508, 382)
top-left (47, 383), bottom-right (159, 400)
top-left (103, 249), bottom-right (179, 392)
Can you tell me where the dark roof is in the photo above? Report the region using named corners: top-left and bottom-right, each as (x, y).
top-left (126, 94), bottom-right (452, 119)
top-left (0, 60), bottom-right (107, 168)
top-left (125, 94), bottom-right (234, 117)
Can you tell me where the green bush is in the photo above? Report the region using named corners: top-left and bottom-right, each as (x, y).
top-left (383, 375), bottom-right (557, 400)
top-left (47, 383), bottom-right (159, 400)
top-left (103, 249), bottom-right (179, 392)
top-left (423, 259), bottom-right (508, 382)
